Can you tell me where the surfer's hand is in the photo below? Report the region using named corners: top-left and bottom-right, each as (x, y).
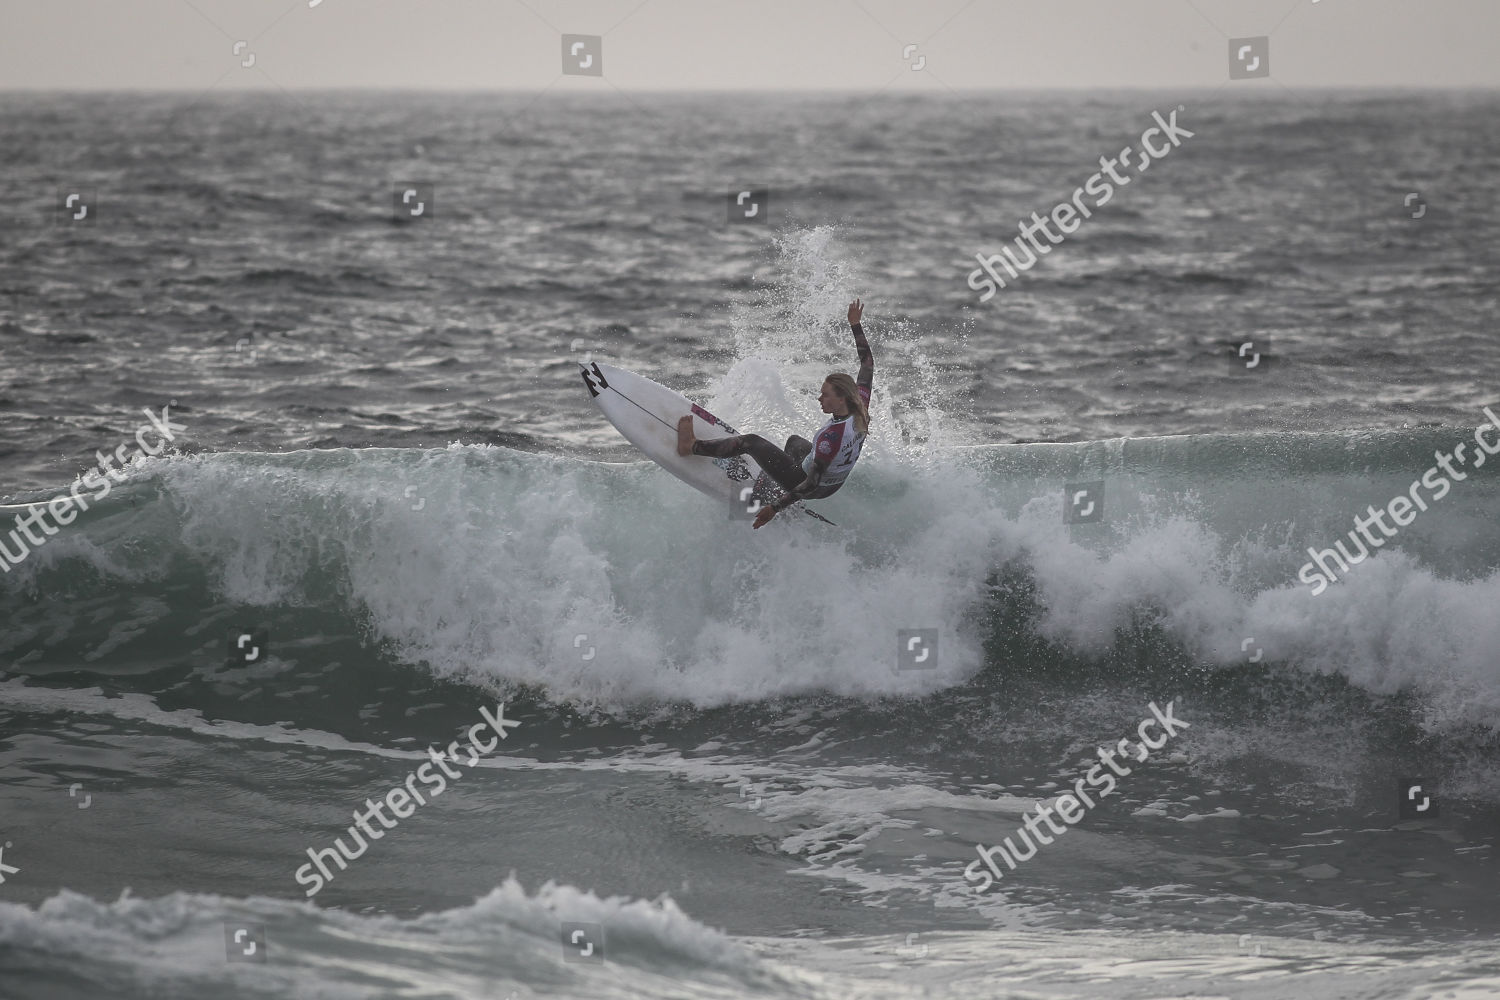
top-left (752, 505), bottom-right (777, 529)
top-left (847, 298), bottom-right (863, 326)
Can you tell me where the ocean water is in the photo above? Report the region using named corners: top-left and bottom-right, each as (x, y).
top-left (1, 91), bottom-right (1498, 1000)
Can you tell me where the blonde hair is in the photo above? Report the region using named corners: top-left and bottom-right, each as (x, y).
top-left (823, 373), bottom-right (869, 436)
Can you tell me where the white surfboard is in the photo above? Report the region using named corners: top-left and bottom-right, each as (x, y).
top-left (578, 361), bottom-right (833, 525)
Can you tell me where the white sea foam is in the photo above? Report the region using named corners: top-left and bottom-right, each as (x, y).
top-left (117, 424), bottom-right (1499, 735)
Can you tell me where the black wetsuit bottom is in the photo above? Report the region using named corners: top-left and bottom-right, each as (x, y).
top-left (692, 434), bottom-right (812, 493)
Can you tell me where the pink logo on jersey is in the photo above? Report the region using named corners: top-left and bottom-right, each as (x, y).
top-left (817, 439), bottom-right (834, 455)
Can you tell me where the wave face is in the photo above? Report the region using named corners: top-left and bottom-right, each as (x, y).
top-left (3, 424), bottom-right (1497, 736)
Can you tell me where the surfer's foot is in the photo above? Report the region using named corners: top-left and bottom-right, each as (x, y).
top-left (676, 415), bottom-right (696, 456)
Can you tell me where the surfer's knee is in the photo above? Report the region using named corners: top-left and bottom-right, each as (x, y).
top-left (735, 434), bottom-right (771, 457)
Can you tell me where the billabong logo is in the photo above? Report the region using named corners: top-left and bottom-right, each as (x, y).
top-left (580, 361), bottom-right (609, 398)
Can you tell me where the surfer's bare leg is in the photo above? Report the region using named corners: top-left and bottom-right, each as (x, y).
top-left (676, 415), bottom-right (696, 456)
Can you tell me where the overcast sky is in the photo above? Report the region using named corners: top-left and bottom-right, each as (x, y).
top-left (1, 0), bottom-right (1494, 91)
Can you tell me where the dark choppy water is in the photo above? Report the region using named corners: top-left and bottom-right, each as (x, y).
top-left (1, 92), bottom-right (1498, 1000)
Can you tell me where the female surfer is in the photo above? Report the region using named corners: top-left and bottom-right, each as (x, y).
top-left (677, 298), bottom-right (873, 528)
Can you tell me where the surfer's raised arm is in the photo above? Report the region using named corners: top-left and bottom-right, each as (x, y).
top-left (850, 298), bottom-right (873, 396)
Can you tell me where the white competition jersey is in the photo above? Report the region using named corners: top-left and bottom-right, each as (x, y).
top-left (801, 386), bottom-right (870, 493)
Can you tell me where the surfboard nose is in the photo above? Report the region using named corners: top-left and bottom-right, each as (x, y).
top-left (580, 361), bottom-right (609, 398)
